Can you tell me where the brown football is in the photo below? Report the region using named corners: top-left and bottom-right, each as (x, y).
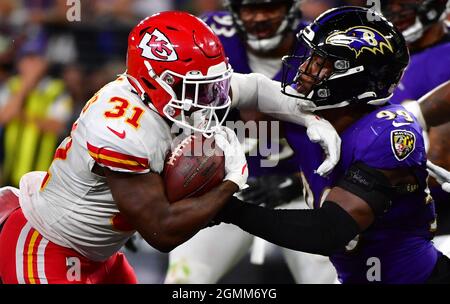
top-left (163, 134), bottom-right (225, 203)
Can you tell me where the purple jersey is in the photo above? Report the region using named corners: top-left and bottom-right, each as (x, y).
top-left (390, 34), bottom-right (450, 230)
top-left (203, 11), bottom-right (304, 177)
top-left (390, 35), bottom-right (450, 104)
top-left (285, 104), bottom-right (439, 283)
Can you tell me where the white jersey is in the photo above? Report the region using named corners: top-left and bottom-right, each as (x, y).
top-left (19, 77), bottom-right (173, 261)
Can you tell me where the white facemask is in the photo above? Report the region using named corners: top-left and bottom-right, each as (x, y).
top-left (247, 33), bottom-right (284, 52)
top-left (402, 17), bottom-right (425, 43)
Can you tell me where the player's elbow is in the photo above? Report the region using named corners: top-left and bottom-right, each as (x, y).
top-left (152, 242), bottom-right (176, 253)
top-left (142, 234), bottom-right (180, 253)
top-left (220, 197), bottom-right (361, 256)
top-left (158, 246), bottom-right (175, 253)
top-left (118, 205), bottom-right (180, 252)
top-left (141, 217), bottom-right (188, 253)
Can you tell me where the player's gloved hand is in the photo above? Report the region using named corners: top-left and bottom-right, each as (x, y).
top-left (240, 174), bottom-right (303, 208)
top-left (214, 126), bottom-right (248, 190)
top-left (427, 160), bottom-right (450, 193)
top-left (304, 115), bottom-right (341, 177)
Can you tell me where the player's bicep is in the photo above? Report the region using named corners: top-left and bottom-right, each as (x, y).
top-left (104, 167), bottom-right (169, 231)
top-left (85, 118), bottom-right (153, 174)
top-left (87, 141), bottom-right (151, 173)
top-left (326, 186), bottom-right (374, 231)
top-left (326, 162), bottom-right (406, 231)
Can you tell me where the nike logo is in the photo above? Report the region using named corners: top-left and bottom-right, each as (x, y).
top-left (241, 163), bottom-right (247, 175)
top-left (392, 121), bottom-right (411, 127)
top-left (107, 126), bottom-right (126, 139)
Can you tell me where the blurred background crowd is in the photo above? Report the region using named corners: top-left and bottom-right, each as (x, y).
top-left (0, 0), bottom-right (378, 187)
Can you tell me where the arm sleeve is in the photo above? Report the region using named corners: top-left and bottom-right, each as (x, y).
top-left (85, 118), bottom-right (152, 174)
top-left (230, 72), bottom-right (318, 127)
top-left (355, 123), bottom-right (425, 169)
top-left (218, 197), bottom-right (360, 256)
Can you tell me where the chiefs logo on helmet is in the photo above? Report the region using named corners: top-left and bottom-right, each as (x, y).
top-left (138, 29), bottom-right (178, 61)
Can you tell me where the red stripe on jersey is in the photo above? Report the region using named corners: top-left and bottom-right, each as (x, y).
top-left (87, 142), bottom-right (149, 171)
top-left (32, 234), bottom-right (43, 284)
top-left (40, 172), bottom-right (51, 191)
top-left (54, 138), bottom-right (73, 160)
top-left (90, 156), bottom-right (149, 172)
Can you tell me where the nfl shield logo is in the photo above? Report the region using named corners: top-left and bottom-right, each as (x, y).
top-left (391, 130), bottom-right (416, 161)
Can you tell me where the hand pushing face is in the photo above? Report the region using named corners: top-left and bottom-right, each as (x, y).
top-left (295, 54), bottom-right (333, 95)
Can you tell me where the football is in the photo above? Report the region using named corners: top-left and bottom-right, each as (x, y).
top-left (163, 134), bottom-right (225, 203)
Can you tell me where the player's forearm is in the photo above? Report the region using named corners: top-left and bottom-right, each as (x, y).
top-left (155, 181), bottom-right (238, 252)
top-left (108, 170), bottom-right (235, 252)
top-left (218, 197), bottom-right (360, 256)
top-left (231, 73), bottom-right (314, 126)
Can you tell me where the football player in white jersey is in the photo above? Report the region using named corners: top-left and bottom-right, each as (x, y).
top-left (165, 0), bottom-right (338, 284)
top-left (0, 11), bottom-right (340, 283)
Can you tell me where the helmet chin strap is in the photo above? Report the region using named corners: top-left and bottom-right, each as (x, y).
top-left (402, 16), bottom-right (425, 43)
top-left (124, 72), bottom-right (147, 100)
top-left (303, 100), bottom-right (350, 112)
top-left (246, 19), bottom-right (288, 52)
top-left (247, 33), bottom-right (283, 52)
top-left (124, 73), bottom-right (160, 113)
top-left (143, 60), bottom-right (178, 101)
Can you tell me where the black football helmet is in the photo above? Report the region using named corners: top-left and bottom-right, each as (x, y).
top-left (281, 6), bottom-right (410, 111)
top-left (381, 0), bottom-right (450, 43)
top-left (223, 0), bottom-right (301, 52)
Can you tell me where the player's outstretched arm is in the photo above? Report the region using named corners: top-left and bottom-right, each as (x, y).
top-left (104, 168), bottom-right (238, 253)
top-left (402, 80), bottom-right (450, 130)
top-left (230, 72), bottom-right (341, 176)
top-left (230, 72), bottom-right (329, 126)
top-left (216, 163), bottom-right (409, 256)
top-left (104, 126), bottom-right (248, 253)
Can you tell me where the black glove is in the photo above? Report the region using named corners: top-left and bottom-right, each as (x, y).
top-left (240, 174), bottom-right (303, 209)
top-left (210, 196), bottom-right (245, 227)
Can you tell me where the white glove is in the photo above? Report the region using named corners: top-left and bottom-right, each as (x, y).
top-left (427, 160), bottom-right (450, 193)
top-left (304, 115), bottom-right (341, 177)
top-left (214, 126), bottom-right (249, 190)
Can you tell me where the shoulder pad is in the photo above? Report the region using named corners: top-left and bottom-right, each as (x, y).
top-left (202, 11), bottom-right (237, 38)
top-left (352, 105), bottom-right (426, 169)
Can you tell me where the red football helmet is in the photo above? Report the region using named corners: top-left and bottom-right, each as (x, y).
top-left (126, 11), bottom-right (233, 134)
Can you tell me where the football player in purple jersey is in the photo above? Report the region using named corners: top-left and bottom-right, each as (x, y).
top-left (215, 6), bottom-right (450, 283)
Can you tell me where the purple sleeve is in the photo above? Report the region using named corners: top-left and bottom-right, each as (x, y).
top-left (391, 42), bottom-right (450, 104)
top-left (354, 123), bottom-right (426, 170)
